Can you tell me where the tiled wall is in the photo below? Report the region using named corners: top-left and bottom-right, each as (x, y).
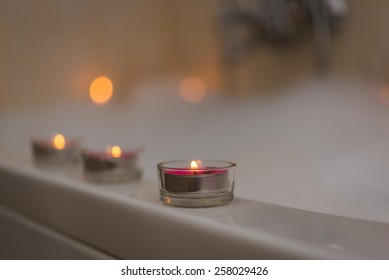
top-left (0, 0), bottom-right (388, 111)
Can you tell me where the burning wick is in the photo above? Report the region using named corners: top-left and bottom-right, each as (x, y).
top-left (106, 145), bottom-right (122, 158)
top-left (191, 160), bottom-right (199, 175)
top-left (53, 134), bottom-right (66, 150)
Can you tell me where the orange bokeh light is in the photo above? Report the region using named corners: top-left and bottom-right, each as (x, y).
top-left (53, 133), bottom-right (66, 150)
top-left (89, 76), bottom-right (113, 104)
top-left (180, 77), bottom-right (206, 103)
top-left (378, 85), bottom-right (389, 106)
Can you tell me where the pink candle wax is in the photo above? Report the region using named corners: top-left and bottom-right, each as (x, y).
top-left (163, 167), bottom-right (228, 193)
top-left (165, 168), bottom-right (227, 176)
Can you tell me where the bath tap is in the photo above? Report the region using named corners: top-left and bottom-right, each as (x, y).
top-left (213, 0), bottom-right (348, 75)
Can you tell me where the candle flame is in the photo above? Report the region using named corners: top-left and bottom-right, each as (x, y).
top-left (53, 134), bottom-right (66, 150)
top-left (191, 160), bottom-right (199, 169)
top-left (89, 76), bottom-right (113, 104)
top-left (110, 145), bottom-right (122, 158)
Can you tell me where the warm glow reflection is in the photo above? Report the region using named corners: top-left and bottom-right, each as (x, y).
top-left (191, 160), bottom-right (199, 169)
top-left (53, 134), bottom-right (66, 150)
top-left (89, 76), bottom-right (113, 104)
top-left (378, 85), bottom-right (389, 106)
top-left (180, 77), bottom-right (206, 103)
top-left (109, 145), bottom-right (122, 158)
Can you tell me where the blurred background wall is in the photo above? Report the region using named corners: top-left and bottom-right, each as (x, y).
top-left (0, 0), bottom-right (388, 111)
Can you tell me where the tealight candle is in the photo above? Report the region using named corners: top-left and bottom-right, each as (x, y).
top-left (31, 133), bottom-right (80, 165)
top-left (157, 160), bottom-right (236, 207)
top-left (82, 145), bottom-right (142, 183)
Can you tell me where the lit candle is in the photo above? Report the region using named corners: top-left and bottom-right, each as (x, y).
top-left (157, 160), bottom-right (236, 207)
top-left (31, 133), bottom-right (79, 165)
top-left (82, 145), bottom-right (141, 183)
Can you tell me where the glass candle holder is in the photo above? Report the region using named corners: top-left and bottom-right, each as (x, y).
top-left (82, 146), bottom-right (142, 183)
top-left (31, 133), bottom-right (80, 166)
top-left (157, 160), bottom-right (236, 207)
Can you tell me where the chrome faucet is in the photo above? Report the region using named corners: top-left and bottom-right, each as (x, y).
top-left (213, 0), bottom-right (348, 75)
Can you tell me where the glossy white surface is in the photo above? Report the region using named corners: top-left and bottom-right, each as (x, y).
top-left (1, 80), bottom-right (389, 258)
top-left (0, 204), bottom-right (115, 259)
top-left (1, 156), bottom-right (389, 259)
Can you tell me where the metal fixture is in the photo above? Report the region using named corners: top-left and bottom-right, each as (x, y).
top-left (213, 0), bottom-right (348, 74)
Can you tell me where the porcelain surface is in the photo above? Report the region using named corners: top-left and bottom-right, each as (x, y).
top-left (1, 81), bottom-right (389, 258)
